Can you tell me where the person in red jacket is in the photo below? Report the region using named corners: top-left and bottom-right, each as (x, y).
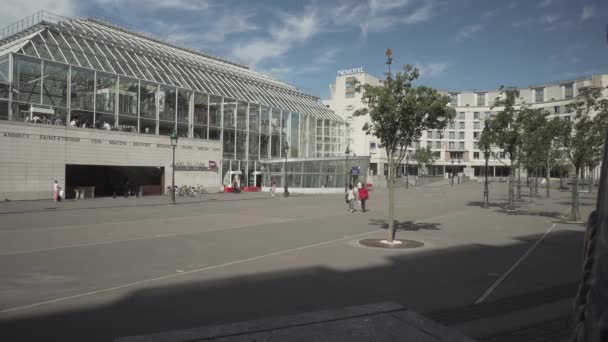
top-left (358, 184), bottom-right (369, 212)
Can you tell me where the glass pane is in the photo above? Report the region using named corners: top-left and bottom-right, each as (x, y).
top-left (223, 128), bottom-right (235, 158)
top-left (13, 55), bottom-right (41, 104)
top-left (260, 106), bottom-right (270, 134)
top-left (194, 125), bottom-right (207, 139)
top-left (177, 89), bottom-right (190, 123)
top-left (118, 77), bottom-right (138, 116)
top-left (42, 62), bottom-right (68, 107)
top-left (223, 98), bottom-right (236, 128)
top-left (95, 73), bottom-right (117, 114)
top-left (0, 55), bottom-right (9, 99)
top-left (159, 85), bottom-right (176, 121)
top-left (194, 93), bottom-right (208, 125)
top-left (271, 134), bottom-right (280, 158)
top-left (139, 118), bottom-right (156, 135)
top-left (236, 101), bottom-right (247, 130)
top-left (209, 95), bottom-right (221, 127)
top-left (69, 110), bottom-right (93, 128)
top-left (117, 115), bottom-right (137, 133)
top-left (159, 120), bottom-right (175, 136)
top-left (209, 126), bottom-right (221, 140)
top-left (249, 103), bottom-right (259, 132)
top-left (271, 108), bottom-right (280, 134)
top-left (71, 67), bottom-right (94, 111)
top-left (0, 100), bottom-right (8, 120)
top-left (177, 123), bottom-right (188, 138)
top-left (139, 82), bottom-right (157, 119)
top-left (291, 112), bottom-right (299, 158)
top-left (95, 112), bottom-right (115, 129)
top-left (260, 134), bottom-right (269, 159)
top-left (236, 130), bottom-right (247, 159)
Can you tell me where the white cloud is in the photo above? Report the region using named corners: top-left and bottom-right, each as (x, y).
top-left (369, 0), bottom-right (412, 13)
top-left (96, 0), bottom-right (210, 11)
top-left (482, 9), bottom-right (498, 19)
top-left (166, 10), bottom-right (257, 44)
top-left (0, 0), bottom-right (74, 25)
top-left (538, 0), bottom-right (554, 8)
top-left (581, 5), bottom-right (595, 21)
top-left (415, 62), bottom-right (449, 78)
top-left (540, 14), bottom-right (560, 24)
top-left (231, 8), bottom-right (322, 67)
top-left (455, 24), bottom-right (482, 41)
top-left (508, 1), bottom-right (518, 9)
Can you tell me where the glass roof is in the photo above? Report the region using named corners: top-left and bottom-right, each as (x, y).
top-left (0, 14), bottom-right (341, 121)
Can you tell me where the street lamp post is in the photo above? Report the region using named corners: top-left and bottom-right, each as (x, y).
top-left (344, 145), bottom-right (351, 191)
top-left (169, 131), bottom-right (178, 205)
top-left (282, 141), bottom-right (290, 198)
top-left (451, 159), bottom-right (454, 186)
top-left (457, 159), bottom-right (461, 184)
top-left (405, 154), bottom-right (410, 189)
top-left (483, 120), bottom-right (490, 208)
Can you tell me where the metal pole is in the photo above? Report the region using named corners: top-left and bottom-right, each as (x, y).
top-left (484, 150), bottom-right (489, 208)
top-left (171, 145), bottom-right (176, 205)
top-left (345, 154), bottom-right (349, 191)
top-left (405, 157), bottom-right (409, 189)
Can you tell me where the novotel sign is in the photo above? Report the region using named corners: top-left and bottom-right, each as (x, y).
top-left (337, 67), bottom-right (364, 76)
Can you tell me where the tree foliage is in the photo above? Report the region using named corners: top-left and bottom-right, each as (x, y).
top-left (354, 64), bottom-right (455, 242)
top-left (413, 146), bottom-right (436, 174)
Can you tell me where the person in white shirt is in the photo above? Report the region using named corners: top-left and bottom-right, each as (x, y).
top-left (53, 180), bottom-right (59, 202)
top-left (103, 121), bottom-right (111, 130)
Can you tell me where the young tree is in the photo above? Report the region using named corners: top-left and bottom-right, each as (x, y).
top-left (354, 64), bottom-right (455, 243)
top-left (479, 119), bottom-right (494, 208)
top-left (556, 89), bottom-right (608, 221)
top-left (519, 108), bottom-right (546, 203)
top-left (489, 87), bottom-right (523, 208)
top-left (413, 146), bottom-right (436, 175)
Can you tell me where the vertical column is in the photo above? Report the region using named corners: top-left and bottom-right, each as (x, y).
top-left (189, 91), bottom-right (194, 138)
top-left (7, 53), bottom-right (13, 120)
top-left (137, 80), bottom-right (141, 133)
top-left (174, 88), bottom-right (178, 133)
top-left (92, 71), bottom-right (97, 127)
top-left (245, 102), bottom-right (249, 187)
top-left (155, 84), bottom-right (159, 135)
top-left (66, 65), bottom-right (71, 124)
top-left (115, 76), bottom-right (120, 126)
top-left (206, 94), bottom-right (210, 140)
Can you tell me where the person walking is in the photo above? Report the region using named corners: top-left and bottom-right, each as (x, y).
top-left (358, 183), bottom-right (369, 212)
top-left (346, 184), bottom-right (356, 213)
top-left (53, 180), bottom-right (59, 202)
top-left (270, 178), bottom-right (276, 197)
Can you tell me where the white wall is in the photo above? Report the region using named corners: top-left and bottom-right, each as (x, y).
top-left (0, 121), bottom-right (221, 200)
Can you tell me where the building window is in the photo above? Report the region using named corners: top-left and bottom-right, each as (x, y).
top-left (449, 142), bottom-right (455, 149)
top-left (564, 83), bottom-right (573, 99)
top-left (435, 141), bottom-right (441, 149)
top-left (449, 93), bottom-right (458, 106)
top-left (449, 131), bottom-right (455, 139)
top-left (458, 121), bottom-right (465, 129)
top-left (345, 77), bottom-right (356, 98)
top-left (474, 131), bottom-right (480, 139)
top-left (427, 131), bottom-right (433, 139)
top-left (459, 131), bottom-right (465, 139)
top-left (473, 112), bottom-right (480, 120)
top-left (554, 106), bottom-right (561, 114)
top-left (459, 142), bottom-right (465, 150)
top-left (449, 121), bottom-right (455, 129)
top-left (474, 122), bottom-right (480, 130)
top-left (458, 112), bottom-right (465, 120)
top-left (474, 152), bottom-right (480, 159)
top-left (450, 152), bottom-right (463, 159)
top-left (535, 88), bottom-right (544, 102)
top-left (474, 142), bottom-right (479, 150)
top-left (565, 104), bottom-right (573, 113)
top-left (477, 93), bottom-right (486, 106)
top-left (484, 112), bottom-right (491, 120)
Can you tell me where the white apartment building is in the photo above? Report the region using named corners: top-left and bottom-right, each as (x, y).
top-left (323, 68), bottom-right (608, 182)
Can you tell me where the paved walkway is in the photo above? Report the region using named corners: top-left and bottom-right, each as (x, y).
top-left (0, 182), bottom-right (595, 341)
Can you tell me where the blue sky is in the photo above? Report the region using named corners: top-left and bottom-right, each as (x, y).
top-left (2, 0), bottom-right (607, 99)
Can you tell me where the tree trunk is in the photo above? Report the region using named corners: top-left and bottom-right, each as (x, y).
top-left (529, 171), bottom-right (534, 204)
top-left (571, 166), bottom-right (580, 221)
top-left (508, 163), bottom-right (514, 208)
top-left (560, 168), bottom-right (564, 189)
top-left (546, 160), bottom-right (550, 198)
top-left (517, 164), bottom-right (522, 200)
top-left (387, 159), bottom-right (396, 242)
top-left (534, 167), bottom-right (539, 195)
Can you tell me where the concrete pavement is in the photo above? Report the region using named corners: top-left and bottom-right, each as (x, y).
top-left (0, 182), bottom-right (594, 341)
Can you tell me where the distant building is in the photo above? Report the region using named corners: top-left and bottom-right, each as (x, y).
top-left (324, 68), bottom-right (608, 181)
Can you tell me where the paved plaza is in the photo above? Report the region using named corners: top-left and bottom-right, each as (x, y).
top-left (0, 181), bottom-right (595, 341)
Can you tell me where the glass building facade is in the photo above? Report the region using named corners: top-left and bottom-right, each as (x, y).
top-left (0, 13), bottom-right (355, 188)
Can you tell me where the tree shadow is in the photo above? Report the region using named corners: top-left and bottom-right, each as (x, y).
top-left (367, 218), bottom-right (441, 231)
top-left (493, 208), bottom-right (565, 220)
top-left (557, 201), bottom-right (595, 207)
top-left (466, 201), bottom-right (515, 209)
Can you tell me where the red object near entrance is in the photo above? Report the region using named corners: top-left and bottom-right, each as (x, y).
top-left (243, 186), bottom-right (260, 192)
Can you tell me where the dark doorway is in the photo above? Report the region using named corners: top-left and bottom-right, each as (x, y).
top-left (65, 165), bottom-right (163, 199)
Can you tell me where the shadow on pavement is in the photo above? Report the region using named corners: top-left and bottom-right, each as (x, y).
top-left (0, 230), bottom-right (585, 342)
top-left (367, 218), bottom-right (442, 231)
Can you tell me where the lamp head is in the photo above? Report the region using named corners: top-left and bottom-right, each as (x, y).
top-left (170, 131), bottom-right (178, 146)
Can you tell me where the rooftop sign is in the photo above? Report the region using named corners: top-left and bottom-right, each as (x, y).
top-left (337, 67), bottom-right (364, 76)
